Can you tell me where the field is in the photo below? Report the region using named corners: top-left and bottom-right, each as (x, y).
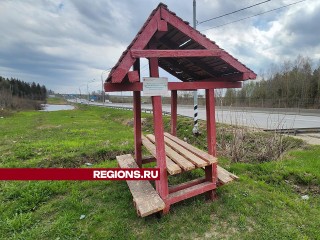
top-left (0, 104), bottom-right (319, 239)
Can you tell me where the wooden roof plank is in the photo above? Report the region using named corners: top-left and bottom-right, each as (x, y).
top-left (105, 3), bottom-right (256, 85)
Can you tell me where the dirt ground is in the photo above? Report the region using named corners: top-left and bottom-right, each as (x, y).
top-left (291, 133), bottom-right (320, 145)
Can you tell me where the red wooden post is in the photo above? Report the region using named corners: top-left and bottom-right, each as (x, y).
top-left (205, 89), bottom-right (218, 200)
top-left (171, 90), bottom-right (177, 136)
top-left (133, 59), bottom-right (142, 167)
top-left (149, 57), bottom-right (169, 204)
top-left (133, 91), bottom-right (142, 167)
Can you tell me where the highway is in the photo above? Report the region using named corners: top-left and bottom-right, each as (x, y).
top-left (70, 100), bottom-right (320, 130)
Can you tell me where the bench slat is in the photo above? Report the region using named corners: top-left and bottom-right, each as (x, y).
top-left (141, 136), bottom-right (181, 175)
top-left (164, 132), bottom-right (218, 164)
top-left (217, 166), bottom-right (239, 184)
top-left (161, 135), bottom-right (208, 168)
top-left (146, 134), bottom-right (195, 171)
top-left (116, 154), bottom-right (165, 217)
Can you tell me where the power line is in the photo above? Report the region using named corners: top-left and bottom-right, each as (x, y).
top-left (200, 0), bottom-right (307, 32)
top-left (197, 0), bottom-right (271, 26)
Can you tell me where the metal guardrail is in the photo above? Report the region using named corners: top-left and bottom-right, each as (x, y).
top-left (264, 128), bottom-right (320, 135)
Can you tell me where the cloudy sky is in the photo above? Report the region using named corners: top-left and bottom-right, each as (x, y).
top-left (0, 0), bottom-right (319, 93)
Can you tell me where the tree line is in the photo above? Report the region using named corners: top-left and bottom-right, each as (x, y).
top-left (0, 76), bottom-right (48, 110)
top-left (0, 76), bottom-right (47, 101)
top-left (223, 56), bottom-right (320, 108)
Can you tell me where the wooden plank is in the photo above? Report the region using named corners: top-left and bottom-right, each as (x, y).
top-left (109, 9), bottom-right (161, 83)
top-left (116, 154), bottom-right (165, 217)
top-left (141, 156), bottom-right (156, 164)
top-left (217, 166), bottom-right (239, 185)
top-left (130, 49), bottom-right (222, 58)
top-left (142, 136), bottom-right (181, 175)
top-left (218, 166), bottom-right (238, 180)
top-left (167, 181), bottom-right (216, 205)
top-left (104, 81), bottom-right (241, 92)
top-left (169, 177), bottom-right (206, 194)
top-left (160, 6), bottom-right (256, 79)
top-left (147, 134), bottom-right (195, 171)
top-left (160, 7), bottom-right (220, 50)
top-left (164, 132), bottom-right (218, 164)
top-left (162, 135), bottom-right (208, 168)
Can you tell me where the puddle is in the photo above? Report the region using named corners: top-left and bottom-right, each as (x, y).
top-left (40, 104), bottom-right (75, 112)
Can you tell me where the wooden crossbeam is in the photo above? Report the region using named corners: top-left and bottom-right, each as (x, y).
top-left (167, 181), bottom-right (216, 205)
top-left (130, 49), bottom-right (222, 58)
top-left (104, 81), bottom-right (241, 92)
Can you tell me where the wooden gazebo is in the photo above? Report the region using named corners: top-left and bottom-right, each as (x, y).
top-left (104, 3), bottom-right (256, 217)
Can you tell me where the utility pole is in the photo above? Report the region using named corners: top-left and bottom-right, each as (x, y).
top-left (192, 0), bottom-right (199, 134)
top-left (101, 70), bottom-right (110, 104)
top-left (101, 71), bottom-right (106, 104)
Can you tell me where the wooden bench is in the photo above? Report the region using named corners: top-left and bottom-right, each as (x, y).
top-left (142, 132), bottom-right (238, 185)
top-left (116, 134), bottom-right (238, 217)
top-left (116, 154), bottom-right (165, 217)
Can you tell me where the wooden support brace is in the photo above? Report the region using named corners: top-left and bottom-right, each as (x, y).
top-left (133, 58), bottom-right (142, 167)
top-left (133, 91), bottom-right (142, 167)
top-left (149, 54), bottom-right (169, 201)
top-left (205, 89), bottom-right (218, 200)
top-left (128, 70), bottom-right (140, 83)
top-left (171, 90), bottom-right (177, 136)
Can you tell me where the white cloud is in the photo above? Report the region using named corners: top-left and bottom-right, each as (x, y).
top-left (0, 0), bottom-right (319, 93)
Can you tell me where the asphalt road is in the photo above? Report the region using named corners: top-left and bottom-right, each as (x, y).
top-left (71, 100), bottom-right (320, 130)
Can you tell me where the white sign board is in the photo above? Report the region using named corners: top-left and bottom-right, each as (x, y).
top-left (143, 77), bottom-right (168, 96)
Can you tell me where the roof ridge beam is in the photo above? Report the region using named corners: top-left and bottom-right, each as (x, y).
top-left (130, 49), bottom-right (222, 58)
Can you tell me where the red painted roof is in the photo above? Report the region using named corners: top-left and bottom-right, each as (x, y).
top-left (106, 3), bottom-right (256, 84)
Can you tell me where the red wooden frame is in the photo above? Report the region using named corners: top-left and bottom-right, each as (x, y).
top-left (149, 56), bottom-right (169, 205)
top-left (105, 81), bottom-right (241, 92)
top-left (130, 49), bottom-right (222, 58)
top-left (170, 90), bottom-right (177, 136)
top-left (106, 4), bottom-right (256, 84)
top-left (103, 3), bottom-right (256, 216)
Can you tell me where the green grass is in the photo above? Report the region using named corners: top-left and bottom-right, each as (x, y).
top-left (0, 105), bottom-right (319, 239)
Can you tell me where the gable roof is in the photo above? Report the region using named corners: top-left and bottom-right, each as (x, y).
top-left (106, 3), bottom-right (256, 84)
